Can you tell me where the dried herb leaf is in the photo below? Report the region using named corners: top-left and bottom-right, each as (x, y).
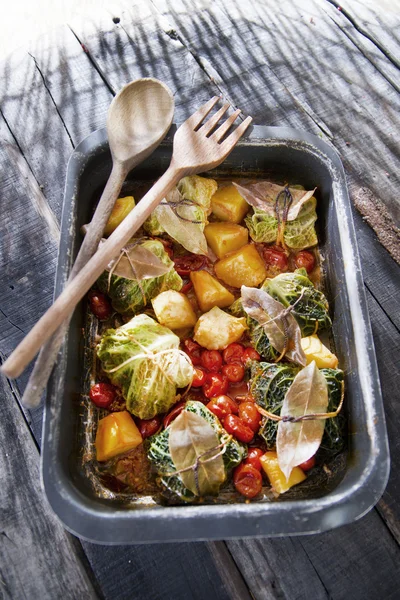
top-left (241, 286), bottom-right (307, 366)
top-left (169, 410), bottom-right (225, 496)
top-left (106, 243), bottom-right (172, 281)
top-left (157, 188), bottom-right (208, 255)
top-left (277, 361), bottom-right (328, 479)
top-left (233, 181), bottom-right (316, 221)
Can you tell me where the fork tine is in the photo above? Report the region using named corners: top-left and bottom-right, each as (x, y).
top-left (201, 103), bottom-right (230, 135)
top-left (212, 108), bottom-right (242, 142)
top-left (186, 96), bottom-right (221, 129)
top-left (222, 115), bottom-right (253, 148)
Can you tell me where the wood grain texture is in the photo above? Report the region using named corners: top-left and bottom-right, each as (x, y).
top-left (0, 355), bottom-right (98, 600)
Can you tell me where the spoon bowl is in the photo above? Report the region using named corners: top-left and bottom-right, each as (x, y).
top-left (108, 78), bottom-right (175, 165)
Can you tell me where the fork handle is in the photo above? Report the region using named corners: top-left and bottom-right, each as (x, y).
top-left (2, 164), bottom-right (184, 379)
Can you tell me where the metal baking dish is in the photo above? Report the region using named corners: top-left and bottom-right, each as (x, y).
top-left (41, 125), bottom-right (389, 543)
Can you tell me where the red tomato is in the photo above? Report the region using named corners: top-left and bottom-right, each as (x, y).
top-left (202, 373), bottom-right (229, 399)
top-left (298, 455), bottom-right (316, 471)
top-left (222, 343), bottom-right (245, 364)
top-left (88, 290), bottom-right (112, 320)
top-left (181, 280), bottom-right (193, 294)
top-left (206, 395), bottom-right (239, 420)
top-left (224, 414), bottom-right (254, 443)
top-left (222, 363), bottom-right (245, 383)
top-left (233, 463), bottom-right (263, 498)
top-left (244, 448), bottom-right (264, 471)
top-left (238, 401), bottom-right (261, 433)
top-left (262, 245), bottom-right (288, 272)
top-left (137, 416), bottom-right (162, 439)
top-left (89, 382), bottom-right (116, 408)
top-left (174, 254), bottom-right (206, 276)
top-left (163, 401), bottom-right (186, 428)
top-left (192, 366), bottom-right (208, 387)
top-left (242, 348), bottom-right (261, 363)
top-left (295, 250), bottom-right (316, 274)
top-left (183, 339), bottom-right (203, 366)
top-left (201, 350), bottom-right (223, 372)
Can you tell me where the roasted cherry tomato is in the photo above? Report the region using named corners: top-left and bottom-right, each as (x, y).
top-left (137, 416), bottom-right (162, 439)
top-left (224, 414), bottom-right (254, 443)
top-left (88, 290), bottom-right (112, 320)
top-left (233, 463), bottom-right (263, 498)
top-left (89, 382), bottom-right (116, 408)
top-left (242, 347), bottom-right (261, 363)
top-left (202, 373), bottom-right (229, 399)
top-left (222, 343), bottom-right (245, 364)
top-left (163, 401), bottom-right (186, 428)
top-left (262, 245), bottom-right (288, 273)
top-left (238, 401), bottom-right (261, 432)
top-left (298, 455), bottom-right (316, 471)
top-left (181, 280), bottom-right (193, 294)
top-left (192, 366), bottom-right (208, 387)
top-left (183, 339), bottom-right (203, 366)
top-left (206, 395), bottom-right (238, 420)
top-left (201, 350), bottom-right (223, 373)
top-left (294, 250), bottom-right (316, 274)
top-left (244, 447), bottom-right (264, 471)
top-left (174, 254), bottom-right (206, 276)
top-left (222, 363), bottom-right (245, 383)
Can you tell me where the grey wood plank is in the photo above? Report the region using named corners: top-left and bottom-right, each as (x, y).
top-left (68, 2), bottom-right (220, 122)
top-left (0, 353), bottom-right (99, 600)
top-left (153, 0), bottom-right (400, 257)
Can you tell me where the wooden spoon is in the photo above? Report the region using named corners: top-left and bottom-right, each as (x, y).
top-left (20, 78), bottom-right (174, 408)
top-left (2, 96), bottom-right (252, 381)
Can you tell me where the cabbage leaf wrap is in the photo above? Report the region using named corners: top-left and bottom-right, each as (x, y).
top-left (229, 298), bottom-right (280, 362)
top-left (147, 400), bottom-right (247, 502)
top-left (245, 197), bottom-right (318, 249)
top-left (97, 239), bottom-right (182, 315)
top-left (262, 269), bottom-right (332, 336)
top-left (97, 314), bottom-right (193, 419)
top-left (249, 361), bottom-right (345, 456)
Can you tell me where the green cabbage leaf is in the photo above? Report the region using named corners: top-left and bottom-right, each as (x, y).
top-left (97, 314), bottom-right (193, 419)
top-left (97, 239), bottom-right (182, 315)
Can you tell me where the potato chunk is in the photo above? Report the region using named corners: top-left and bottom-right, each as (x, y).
top-left (204, 222), bottom-right (248, 259)
top-left (96, 411), bottom-right (142, 462)
top-left (211, 184), bottom-right (249, 223)
top-left (260, 451), bottom-right (306, 494)
top-left (190, 270), bottom-right (235, 312)
top-left (194, 306), bottom-right (247, 350)
top-left (104, 196), bottom-right (135, 236)
top-left (152, 290), bottom-right (197, 330)
top-left (214, 244), bottom-right (267, 288)
top-left (300, 335), bottom-right (338, 369)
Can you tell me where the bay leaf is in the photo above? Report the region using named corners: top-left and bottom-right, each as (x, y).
top-left (169, 410), bottom-right (225, 496)
top-left (277, 361), bottom-right (328, 480)
top-left (241, 286), bottom-right (306, 366)
top-left (106, 243), bottom-right (171, 281)
top-left (155, 188), bottom-right (208, 255)
top-left (233, 181), bottom-right (316, 221)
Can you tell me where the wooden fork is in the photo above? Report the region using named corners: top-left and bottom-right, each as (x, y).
top-left (1, 97), bottom-right (252, 379)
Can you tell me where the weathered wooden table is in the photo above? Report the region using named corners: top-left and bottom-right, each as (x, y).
top-left (1, 1), bottom-right (400, 598)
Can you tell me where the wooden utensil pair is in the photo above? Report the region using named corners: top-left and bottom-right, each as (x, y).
top-left (2, 92), bottom-right (252, 397)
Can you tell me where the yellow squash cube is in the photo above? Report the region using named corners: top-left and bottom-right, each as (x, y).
top-left (300, 335), bottom-right (338, 369)
top-left (211, 184), bottom-right (249, 223)
top-left (260, 451), bottom-right (306, 494)
top-left (190, 270), bottom-right (235, 312)
top-left (152, 290), bottom-right (197, 329)
top-left (204, 222), bottom-right (248, 259)
top-left (214, 244), bottom-right (267, 288)
top-left (104, 196), bottom-right (135, 236)
top-left (96, 411), bottom-right (143, 462)
top-left (194, 306), bottom-right (247, 350)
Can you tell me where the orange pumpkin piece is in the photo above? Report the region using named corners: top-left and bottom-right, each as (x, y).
top-left (96, 410), bottom-right (143, 462)
top-left (260, 451), bottom-right (306, 494)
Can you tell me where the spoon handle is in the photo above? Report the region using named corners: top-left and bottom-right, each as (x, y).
top-left (2, 165), bottom-right (183, 380)
top-left (20, 162), bottom-right (128, 408)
